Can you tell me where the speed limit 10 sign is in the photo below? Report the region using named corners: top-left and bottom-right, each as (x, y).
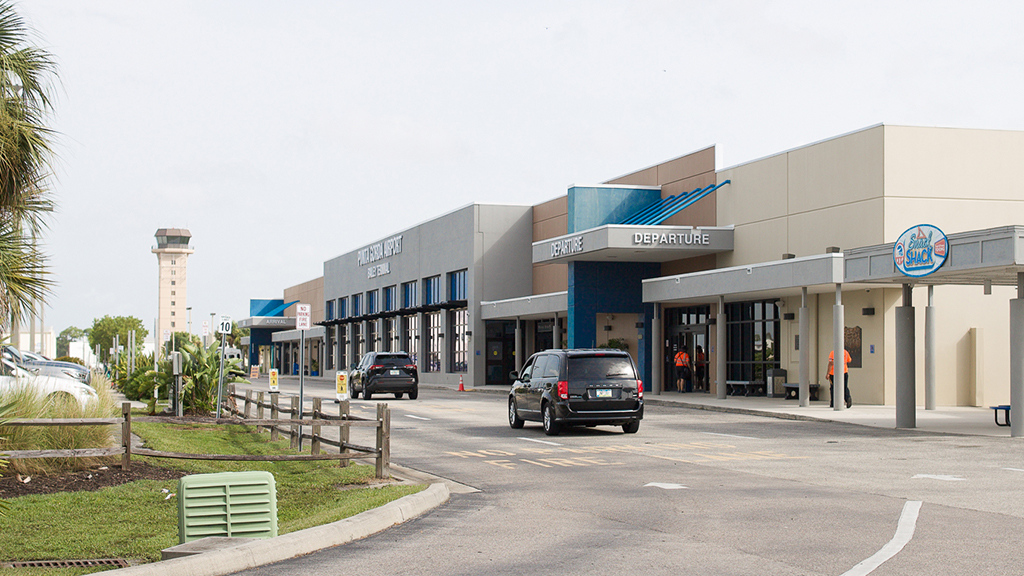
top-left (217, 316), bottom-right (232, 334)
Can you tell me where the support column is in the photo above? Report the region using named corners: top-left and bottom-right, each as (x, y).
top-left (833, 283), bottom-right (845, 411)
top-left (896, 284), bottom-right (916, 428)
top-left (717, 296), bottom-right (727, 399)
top-left (514, 318), bottom-right (523, 372)
top-left (925, 285), bottom-right (936, 410)
top-left (652, 304), bottom-right (662, 395)
top-left (799, 287), bottom-right (810, 407)
top-left (1011, 273), bottom-right (1024, 438)
top-left (553, 313), bottom-right (561, 350)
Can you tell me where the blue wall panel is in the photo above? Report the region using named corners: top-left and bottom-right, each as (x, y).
top-left (567, 186), bottom-right (661, 233)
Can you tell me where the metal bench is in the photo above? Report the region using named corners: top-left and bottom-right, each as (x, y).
top-left (990, 405), bottom-right (1010, 427)
top-left (727, 381), bottom-right (765, 396)
top-left (783, 383), bottom-right (820, 401)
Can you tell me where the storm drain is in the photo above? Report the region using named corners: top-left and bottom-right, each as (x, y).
top-left (4, 558), bottom-right (130, 569)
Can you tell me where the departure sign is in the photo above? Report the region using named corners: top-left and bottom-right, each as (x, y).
top-left (894, 224), bottom-right (948, 278)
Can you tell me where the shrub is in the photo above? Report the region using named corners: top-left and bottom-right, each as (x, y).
top-left (150, 341), bottom-right (248, 415)
top-left (598, 338), bottom-right (630, 351)
top-left (0, 373), bottom-right (118, 475)
top-left (54, 356), bottom-right (84, 366)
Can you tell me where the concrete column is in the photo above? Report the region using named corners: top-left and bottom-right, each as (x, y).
top-left (553, 314), bottom-right (561, 350)
top-left (717, 296), bottom-right (727, 399)
top-left (799, 287), bottom-right (810, 407)
top-left (896, 284), bottom-right (916, 428)
top-left (925, 285), bottom-right (936, 410)
top-left (833, 283), bottom-right (845, 411)
top-left (514, 318), bottom-right (523, 372)
top-left (1011, 273), bottom-right (1024, 437)
top-left (652, 304), bottom-right (663, 395)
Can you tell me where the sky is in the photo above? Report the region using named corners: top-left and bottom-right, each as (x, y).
top-left (16, 0), bottom-right (1024, 341)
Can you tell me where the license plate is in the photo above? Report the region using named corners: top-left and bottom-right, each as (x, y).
top-left (596, 389), bottom-right (612, 398)
top-left (389, 369), bottom-right (400, 376)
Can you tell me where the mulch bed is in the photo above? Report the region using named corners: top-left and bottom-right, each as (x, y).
top-left (0, 462), bottom-right (186, 499)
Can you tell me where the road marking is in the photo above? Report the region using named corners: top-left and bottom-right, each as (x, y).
top-left (912, 474), bottom-right (965, 481)
top-left (644, 482), bottom-right (688, 490)
top-left (841, 501), bottom-right (922, 576)
top-left (519, 437), bottom-right (562, 446)
top-left (702, 432), bottom-right (760, 440)
top-left (1003, 468), bottom-right (1024, 472)
top-left (405, 414), bottom-right (431, 420)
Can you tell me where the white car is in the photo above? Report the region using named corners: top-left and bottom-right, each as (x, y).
top-left (0, 357), bottom-right (98, 408)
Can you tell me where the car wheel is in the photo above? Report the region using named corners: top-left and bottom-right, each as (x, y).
top-left (622, 421), bottom-right (640, 434)
top-left (408, 387), bottom-right (419, 400)
top-left (509, 398), bottom-right (525, 429)
top-left (395, 392), bottom-right (404, 399)
top-left (542, 402), bottom-right (560, 436)
top-left (351, 388), bottom-right (360, 399)
top-left (364, 390), bottom-right (372, 400)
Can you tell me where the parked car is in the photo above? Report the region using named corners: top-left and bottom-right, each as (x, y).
top-left (0, 357), bottom-right (98, 408)
top-left (508, 349), bottom-right (644, 436)
top-left (2, 345), bottom-right (91, 385)
top-left (349, 352), bottom-right (419, 400)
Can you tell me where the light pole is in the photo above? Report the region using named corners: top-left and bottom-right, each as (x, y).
top-left (209, 312), bottom-right (216, 347)
top-left (187, 307), bottom-right (192, 335)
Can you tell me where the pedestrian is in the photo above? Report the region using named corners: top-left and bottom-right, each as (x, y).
top-left (694, 345), bottom-right (706, 391)
top-left (827, 348), bottom-right (852, 408)
top-left (674, 347), bottom-right (691, 392)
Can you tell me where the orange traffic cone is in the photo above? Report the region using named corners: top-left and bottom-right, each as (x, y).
top-left (458, 375), bottom-right (465, 392)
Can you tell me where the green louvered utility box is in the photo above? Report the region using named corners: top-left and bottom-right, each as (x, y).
top-left (177, 471), bottom-right (278, 544)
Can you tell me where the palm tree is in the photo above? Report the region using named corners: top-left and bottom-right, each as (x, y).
top-left (0, 1), bottom-right (57, 331)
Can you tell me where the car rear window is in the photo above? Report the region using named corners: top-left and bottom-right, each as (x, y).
top-left (377, 355), bottom-right (412, 367)
top-left (567, 356), bottom-right (636, 380)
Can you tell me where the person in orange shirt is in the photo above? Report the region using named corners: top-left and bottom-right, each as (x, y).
top-left (827, 348), bottom-right (853, 408)
top-left (674, 348), bottom-right (691, 393)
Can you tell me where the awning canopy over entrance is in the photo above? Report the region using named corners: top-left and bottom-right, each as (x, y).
top-left (481, 291), bottom-right (567, 321)
top-left (533, 225), bottom-right (734, 265)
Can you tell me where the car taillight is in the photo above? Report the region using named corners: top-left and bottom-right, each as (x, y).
top-left (637, 380), bottom-right (643, 399)
top-left (370, 364), bottom-right (383, 370)
top-left (557, 380), bottom-right (568, 400)
top-left (405, 365), bottom-right (416, 370)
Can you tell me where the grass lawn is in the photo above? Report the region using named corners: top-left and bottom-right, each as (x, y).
top-left (0, 412), bottom-right (424, 575)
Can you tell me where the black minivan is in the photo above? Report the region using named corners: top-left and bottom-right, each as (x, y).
top-left (508, 349), bottom-right (643, 435)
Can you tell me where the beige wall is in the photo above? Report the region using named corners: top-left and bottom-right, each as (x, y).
top-left (284, 277), bottom-right (325, 323)
top-left (532, 196), bottom-right (568, 294)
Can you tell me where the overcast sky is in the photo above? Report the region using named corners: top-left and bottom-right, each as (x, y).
top-left (18, 0), bottom-right (1024, 339)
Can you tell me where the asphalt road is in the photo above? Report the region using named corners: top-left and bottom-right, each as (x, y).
top-left (229, 380), bottom-right (1024, 575)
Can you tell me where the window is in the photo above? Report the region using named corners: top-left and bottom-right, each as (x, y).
top-left (448, 269), bottom-right (467, 301)
top-left (366, 319), bottom-right (377, 352)
top-left (367, 290), bottom-right (379, 314)
top-left (382, 317), bottom-right (396, 352)
top-left (383, 286), bottom-right (396, 312)
top-left (725, 300), bottom-right (780, 385)
top-left (402, 314), bottom-right (419, 362)
top-left (450, 308), bottom-right (468, 373)
top-left (339, 297), bottom-right (348, 319)
top-left (171, 280), bottom-right (176, 286)
top-left (171, 301), bottom-right (175, 306)
top-left (402, 281), bottom-right (417, 308)
top-left (326, 300), bottom-right (335, 321)
top-left (351, 294), bottom-right (362, 317)
top-left (171, 311), bottom-right (175, 316)
top-left (171, 259), bottom-right (176, 265)
top-left (424, 276), bottom-right (442, 305)
top-left (425, 311), bottom-right (441, 372)
top-left (171, 322), bottom-right (175, 328)
top-left (171, 269), bottom-right (176, 275)
top-left (171, 291), bottom-right (176, 296)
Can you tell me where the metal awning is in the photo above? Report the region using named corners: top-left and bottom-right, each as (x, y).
top-left (481, 291), bottom-right (567, 320)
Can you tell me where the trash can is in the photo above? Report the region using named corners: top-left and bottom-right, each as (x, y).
top-left (766, 368), bottom-right (787, 398)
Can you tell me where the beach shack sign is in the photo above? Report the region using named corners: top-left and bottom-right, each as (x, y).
top-left (894, 224), bottom-right (948, 277)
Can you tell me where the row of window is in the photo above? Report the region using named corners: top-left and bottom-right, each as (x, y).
top-left (326, 309), bottom-right (468, 373)
top-left (325, 269), bottom-right (467, 321)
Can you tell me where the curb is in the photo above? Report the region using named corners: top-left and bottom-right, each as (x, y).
top-left (105, 482), bottom-right (450, 576)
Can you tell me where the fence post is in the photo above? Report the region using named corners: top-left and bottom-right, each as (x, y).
top-left (375, 403), bottom-right (390, 479)
top-left (256, 391), bottom-right (265, 432)
top-left (121, 402), bottom-right (132, 471)
top-left (338, 400), bottom-right (350, 468)
top-left (290, 396), bottom-right (300, 450)
top-left (311, 398), bottom-right (322, 455)
top-left (269, 392), bottom-right (279, 441)
top-left (244, 390), bottom-right (253, 419)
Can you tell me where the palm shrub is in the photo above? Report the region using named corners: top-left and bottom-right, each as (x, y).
top-left (0, 400), bottom-right (12, 517)
top-left (0, 373), bottom-right (117, 475)
top-left (150, 341), bottom-right (248, 415)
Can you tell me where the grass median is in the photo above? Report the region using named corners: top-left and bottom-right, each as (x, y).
top-left (0, 410), bottom-right (424, 575)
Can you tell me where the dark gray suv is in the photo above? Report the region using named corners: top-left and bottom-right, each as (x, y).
top-left (350, 352), bottom-right (418, 400)
top-left (508, 349), bottom-right (643, 436)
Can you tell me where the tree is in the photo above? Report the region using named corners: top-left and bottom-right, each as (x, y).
top-left (0, 2), bottom-right (58, 331)
top-left (227, 322), bottom-right (249, 348)
top-left (56, 325), bottom-right (87, 357)
top-left (88, 316), bottom-right (148, 360)
top-left (163, 330), bottom-right (201, 355)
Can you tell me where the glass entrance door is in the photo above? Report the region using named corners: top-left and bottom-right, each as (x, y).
top-left (665, 306), bottom-right (711, 393)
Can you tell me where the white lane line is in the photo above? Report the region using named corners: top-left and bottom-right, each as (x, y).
top-left (841, 501), bottom-right (922, 576)
top-left (1003, 468), bottom-right (1024, 472)
top-left (912, 474), bottom-right (965, 481)
top-left (405, 414), bottom-right (430, 421)
top-left (518, 437), bottom-right (562, 446)
top-left (644, 482), bottom-right (688, 490)
top-left (702, 432), bottom-right (760, 440)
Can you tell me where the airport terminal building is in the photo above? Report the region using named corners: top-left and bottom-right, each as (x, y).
top-left (257, 124), bottom-right (1024, 431)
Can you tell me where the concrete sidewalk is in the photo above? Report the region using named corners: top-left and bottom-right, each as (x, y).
top-left (412, 378), bottom-right (1015, 438)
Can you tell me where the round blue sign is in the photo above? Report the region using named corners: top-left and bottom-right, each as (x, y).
top-left (893, 224), bottom-right (948, 277)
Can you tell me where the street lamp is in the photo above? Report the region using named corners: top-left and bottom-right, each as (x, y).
top-left (209, 312), bottom-right (216, 347)
top-left (187, 307), bottom-right (192, 335)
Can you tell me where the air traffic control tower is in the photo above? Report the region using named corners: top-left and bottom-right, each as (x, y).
top-left (153, 228), bottom-right (193, 350)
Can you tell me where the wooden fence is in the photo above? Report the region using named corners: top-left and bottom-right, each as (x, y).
top-left (0, 391), bottom-right (392, 479)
